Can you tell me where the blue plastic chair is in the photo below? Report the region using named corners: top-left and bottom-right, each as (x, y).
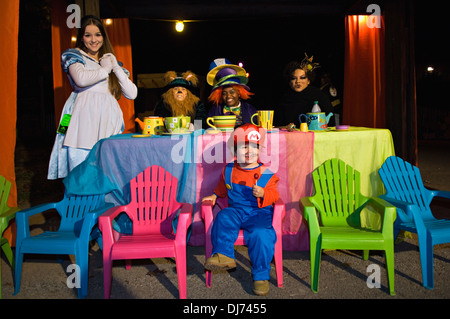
top-left (14, 192), bottom-right (113, 298)
top-left (0, 175), bottom-right (19, 298)
top-left (379, 155), bottom-right (450, 289)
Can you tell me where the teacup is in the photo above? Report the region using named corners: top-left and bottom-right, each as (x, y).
top-left (165, 116), bottom-right (190, 133)
top-left (251, 110), bottom-right (274, 130)
top-left (142, 116), bottom-right (165, 135)
top-left (206, 115), bottom-right (236, 132)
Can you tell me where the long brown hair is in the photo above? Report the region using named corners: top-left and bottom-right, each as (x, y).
top-left (76, 15), bottom-right (121, 99)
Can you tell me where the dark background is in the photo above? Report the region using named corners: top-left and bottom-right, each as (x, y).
top-left (16, 0), bottom-right (449, 143)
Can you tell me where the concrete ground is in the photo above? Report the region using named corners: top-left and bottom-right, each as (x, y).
top-left (1, 138), bottom-right (449, 303)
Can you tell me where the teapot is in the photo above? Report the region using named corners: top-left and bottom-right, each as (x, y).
top-left (135, 116), bottom-right (165, 135)
top-left (299, 112), bottom-right (333, 131)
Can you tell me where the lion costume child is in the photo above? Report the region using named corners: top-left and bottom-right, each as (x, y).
top-left (154, 70), bottom-right (207, 129)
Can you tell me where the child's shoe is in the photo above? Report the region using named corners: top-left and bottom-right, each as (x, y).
top-left (204, 253), bottom-right (236, 270)
top-left (253, 280), bottom-right (269, 296)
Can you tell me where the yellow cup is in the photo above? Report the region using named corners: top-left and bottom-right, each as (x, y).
top-left (206, 115), bottom-right (236, 132)
top-left (142, 116), bottom-right (165, 135)
top-left (251, 110), bottom-right (274, 130)
top-left (300, 123), bottom-right (309, 132)
top-left (165, 116), bottom-right (190, 133)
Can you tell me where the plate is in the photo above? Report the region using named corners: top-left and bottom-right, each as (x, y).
top-left (204, 130), bottom-right (222, 134)
top-left (132, 134), bottom-right (153, 138)
top-left (162, 131), bottom-right (192, 135)
top-left (336, 125), bottom-right (350, 131)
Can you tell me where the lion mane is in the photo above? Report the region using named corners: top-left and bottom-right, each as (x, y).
top-left (162, 71), bottom-right (200, 118)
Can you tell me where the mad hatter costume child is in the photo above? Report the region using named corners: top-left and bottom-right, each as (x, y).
top-left (153, 70), bottom-right (207, 128)
top-left (206, 58), bottom-right (257, 127)
top-left (202, 123), bottom-right (280, 296)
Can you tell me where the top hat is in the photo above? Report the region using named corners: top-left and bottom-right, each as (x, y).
top-left (207, 58), bottom-right (247, 86)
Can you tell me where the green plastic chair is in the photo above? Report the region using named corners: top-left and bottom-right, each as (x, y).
top-left (300, 159), bottom-right (397, 295)
top-left (0, 175), bottom-right (19, 299)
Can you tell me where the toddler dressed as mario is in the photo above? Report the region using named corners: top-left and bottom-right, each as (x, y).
top-left (202, 123), bottom-right (280, 296)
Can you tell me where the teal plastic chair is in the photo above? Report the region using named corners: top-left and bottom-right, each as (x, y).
top-left (301, 158), bottom-right (396, 295)
top-left (14, 192), bottom-right (113, 298)
top-left (379, 155), bottom-right (450, 289)
top-left (0, 175), bottom-right (19, 298)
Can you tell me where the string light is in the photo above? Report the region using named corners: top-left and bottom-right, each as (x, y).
top-left (105, 18), bottom-right (113, 25)
top-left (175, 21), bottom-right (184, 32)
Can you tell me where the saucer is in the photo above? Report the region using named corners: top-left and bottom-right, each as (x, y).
top-left (162, 131), bottom-right (192, 135)
top-left (205, 129), bottom-right (222, 134)
top-left (132, 134), bottom-right (152, 138)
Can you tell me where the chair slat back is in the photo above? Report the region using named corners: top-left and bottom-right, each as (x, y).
top-left (0, 175), bottom-right (11, 214)
top-left (58, 194), bottom-right (105, 232)
top-left (311, 159), bottom-right (364, 227)
top-left (379, 156), bottom-right (433, 218)
top-left (130, 165), bottom-right (179, 235)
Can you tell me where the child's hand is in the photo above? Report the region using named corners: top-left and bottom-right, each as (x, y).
top-left (202, 194), bottom-right (217, 206)
top-left (252, 185), bottom-right (264, 198)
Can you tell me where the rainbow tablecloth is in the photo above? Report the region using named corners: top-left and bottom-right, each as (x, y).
top-left (63, 127), bottom-right (394, 251)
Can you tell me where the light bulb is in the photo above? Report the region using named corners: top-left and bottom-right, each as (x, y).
top-left (175, 21), bottom-right (184, 32)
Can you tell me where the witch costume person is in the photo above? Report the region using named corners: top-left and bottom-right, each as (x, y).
top-left (275, 53), bottom-right (333, 127)
top-left (206, 58), bottom-right (257, 127)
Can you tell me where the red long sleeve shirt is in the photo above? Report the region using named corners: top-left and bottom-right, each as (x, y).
top-left (214, 162), bottom-right (280, 208)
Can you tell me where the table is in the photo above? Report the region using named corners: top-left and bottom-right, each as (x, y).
top-left (63, 127), bottom-right (394, 251)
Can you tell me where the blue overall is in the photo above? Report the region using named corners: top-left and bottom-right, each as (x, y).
top-left (211, 162), bottom-right (277, 281)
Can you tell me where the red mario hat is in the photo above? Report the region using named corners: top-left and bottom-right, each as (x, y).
top-left (231, 123), bottom-right (266, 146)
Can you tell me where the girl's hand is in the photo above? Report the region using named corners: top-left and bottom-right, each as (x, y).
top-left (99, 55), bottom-right (112, 73)
top-left (103, 53), bottom-right (120, 70)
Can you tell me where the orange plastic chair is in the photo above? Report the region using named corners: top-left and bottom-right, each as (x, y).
top-left (99, 165), bottom-right (193, 299)
top-left (0, 175), bottom-right (19, 299)
top-left (201, 197), bottom-right (285, 288)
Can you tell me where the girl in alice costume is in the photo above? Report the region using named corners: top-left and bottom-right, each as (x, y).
top-left (202, 123), bottom-right (280, 296)
top-left (48, 15), bottom-right (137, 179)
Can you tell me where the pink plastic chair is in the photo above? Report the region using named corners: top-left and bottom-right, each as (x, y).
top-left (201, 197), bottom-right (285, 288)
top-left (99, 165), bottom-right (193, 299)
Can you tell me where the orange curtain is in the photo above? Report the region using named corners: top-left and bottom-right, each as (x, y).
top-left (343, 15), bottom-right (385, 128)
top-left (51, 3), bottom-right (135, 133)
top-left (0, 0), bottom-right (20, 207)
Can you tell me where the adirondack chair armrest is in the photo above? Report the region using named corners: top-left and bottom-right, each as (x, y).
top-left (201, 200), bottom-right (214, 220)
top-left (365, 197), bottom-right (397, 233)
top-left (99, 205), bottom-right (130, 247)
top-left (174, 203), bottom-right (193, 242)
top-left (300, 197), bottom-right (320, 235)
top-left (80, 203), bottom-right (115, 240)
top-left (272, 198), bottom-right (285, 231)
top-left (15, 202), bottom-right (59, 239)
top-left (0, 206), bottom-right (18, 225)
top-left (430, 190), bottom-right (450, 200)
top-left (378, 195), bottom-right (416, 222)
top-left (200, 200), bottom-right (214, 235)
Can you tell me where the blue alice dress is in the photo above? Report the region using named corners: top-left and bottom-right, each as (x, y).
top-left (48, 49), bottom-right (136, 179)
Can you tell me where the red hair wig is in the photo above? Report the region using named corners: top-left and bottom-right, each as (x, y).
top-left (208, 85), bottom-right (254, 106)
